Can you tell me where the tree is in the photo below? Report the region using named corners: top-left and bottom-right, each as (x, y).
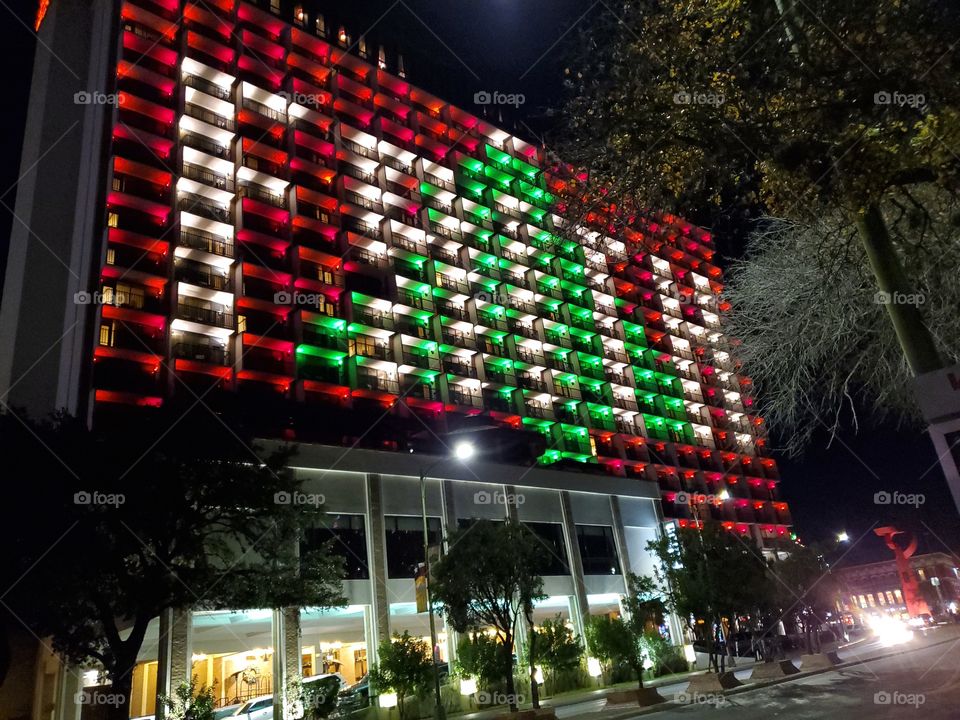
top-left (431, 520), bottom-right (547, 712)
top-left (561, 0), bottom-right (960, 449)
top-left (723, 216), bottom-right (960, 452)
top-left (529, 616), bottom-right (583, 692)
top-left (454, 632), bottom-right (506, 692)
top-left (369, 632), bottom-right (434, 720)
top-left (583, 575), bottom-right (665, 690)
top-left (1, 409), bottom-right (345, 720)
top-left (647, 525), bottom-right (772, 663)
top-left (769, 544), bottom-right (841, 654)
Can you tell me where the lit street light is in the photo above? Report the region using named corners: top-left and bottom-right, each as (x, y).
top-left (837, 531), bottom-right (850, 543)
top-left (419, 442), bottom-right (474, 720)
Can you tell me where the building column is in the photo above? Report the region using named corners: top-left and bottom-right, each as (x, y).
top-left (272, 607), bottom-right (301, 720)
top-left (558, 491), bottom-right (590, 638)
top-left (504, 484), bottom-right (531, 659)
top-left (365, 473), bottom-right (390, 664)
top-left (50, 663), bottom-right (82, 720)
top-left (608, 496), bottom-right (632, 593)
top-left (155, 606), bottom-right (192, 719)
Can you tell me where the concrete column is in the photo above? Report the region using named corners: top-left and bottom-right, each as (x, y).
top-left (51, 662), bottom-right (83, 720)
top-left (608, 496), bottom-right (632, 592)
top-left (365, 473), bottom-right (390, 663)
top-left (272, 607), bottom-right (301, 720)
top-left (558, 491), bottom-right (590, 637)
top-left (155, 607), bottom-right (192, 719)
top-left (503, 484), bottom-right (531, 659)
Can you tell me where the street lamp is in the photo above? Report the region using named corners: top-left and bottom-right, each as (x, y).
top-left (837, 531), bottom-right (849, 543)
top-left (419, 442), bottom-right (474, 720)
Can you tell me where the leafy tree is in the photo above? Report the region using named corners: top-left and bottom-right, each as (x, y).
top-left (431, 520), bottom-right (547, 711)
top-left (369, 632), bottom-right (433, 720)
top-left (530, 616), bottom-right (583, 684)
top-left (584, 614), bottom-right (632, 679)
top-left (647, 525), bottom-right (772, 649)
top-left (159, 679), bottom-right (216, 720)
top-left (0, 409), bottom-right (345, 720)
top-left (454, 632), bottom-right (506, 692)
top-left (561, 0), bottom-right (960, 449)
top-left (583, 574), bottom-right (666, 690)
top-left (768, 544), bottom-right (841, 654)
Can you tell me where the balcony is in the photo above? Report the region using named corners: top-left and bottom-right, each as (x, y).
top-left (182, 162), bottom-right (234, 192)
top-left (342, 139), bottom-right (378, 160)
top-left (177, 301), bottom-right (233, 328)
top-left (516, 348), bottom-right (545, 366)
top-left (518, 375), bottom-right (547, 392)
top-left (344, 190), bottom-right (383, 213)
top-left (239, 184), bottom-right (287, 209)
top-left (183, 73), bottom-right (232, 101)
top-left (181, 131), bottom-right (231, 160)
top-left (183, 102), bottom-right (234, 131)
top-left (356, 372), bottom-right (399, 394)
top-left (353, 309), bottom-right (394, 330)
top-left (179, 195), bottom-right (231, 224)
top-left (448, 387), bottom-right (482, 408)
top-left (401, 351), bottom-right (441, 371)
top-left (442, 331), bottom-right (477, 350)
top-left (443, 358), bottom-right (477, 378)
top-left (176, 263), bottom-right (231, 291)
top-left (173, 341), bottom-right (230, 366)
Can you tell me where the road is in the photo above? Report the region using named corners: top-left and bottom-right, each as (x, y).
top-left (554, 626), bottom-right (960, 720)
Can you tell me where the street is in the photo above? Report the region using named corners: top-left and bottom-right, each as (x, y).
top-left (551, 627), bottom-right (960, 720)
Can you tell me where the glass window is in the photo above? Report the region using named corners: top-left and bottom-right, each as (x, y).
top-left (524, 522), bottom-right (569, 575)
top-left (576, 525), bottom-right (621, 575)
top-left (385, 515), bottom-right (441, 578)
top-left (303, 514), bottom-right (369, 580)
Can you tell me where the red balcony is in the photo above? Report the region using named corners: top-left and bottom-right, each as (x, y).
top-left (182, 2), bottom-right (232, 40)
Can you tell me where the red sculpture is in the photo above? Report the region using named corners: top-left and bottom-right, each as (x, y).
top-left (874, 527), bottom-right (931, 618)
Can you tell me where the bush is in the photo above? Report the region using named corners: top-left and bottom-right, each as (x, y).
top-left (159, 679), bottom-right (216, 720)
top-left (454, 632), bottom-right (507, 692)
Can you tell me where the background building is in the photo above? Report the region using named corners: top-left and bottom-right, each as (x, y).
top-left (0, 1), bottom-right (794, 718)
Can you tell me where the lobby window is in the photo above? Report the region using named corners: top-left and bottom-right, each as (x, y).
top-left (303, 514), bottom-right (369, 579)
top-left (524, 522), bottom-right (569, 575)
top-left (576, 525), bottom-right (621, 575)
top-left (385, 515), bottom-right (441, 578)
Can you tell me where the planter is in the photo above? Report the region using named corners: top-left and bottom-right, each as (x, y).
top-left (749, 660), bottom-right (799, 680)
top-left (684, 670), bottom-right (742, 693)
top-left (798, 652), bottom-right (840, 671)
top-left (493, 709), bottom-right (556, 720)
top-left (605, 687), bottom-right (665, 706)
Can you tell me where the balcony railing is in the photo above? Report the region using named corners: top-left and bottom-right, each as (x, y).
top-left (177, 302), bottom-right (233, 328)
top-left (184, 74), bottom-right (232, 101)
top-left (173, 342), bottom-right (230, 366)
top-left (239, 184), bottom-right (287, 208)
top-left (180, 131), bottom-right (232, 159)
top-left (182, 162), bottom-right (234, 191)
top-left (179, 197), bottom-right (232, 223)
top-left (183, 102), bottom-right (234, 130)
top-left (179, 228), bottom-right (234, 258)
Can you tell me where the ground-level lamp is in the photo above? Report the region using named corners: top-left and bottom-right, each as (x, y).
top-left (419, 441), bottom-right (475, 720)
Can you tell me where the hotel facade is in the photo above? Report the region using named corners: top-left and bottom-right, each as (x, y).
top-left (0, 0), bottom-right (792, 718)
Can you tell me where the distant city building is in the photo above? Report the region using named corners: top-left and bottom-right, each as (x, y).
top-left (837, 552), bottom-right (960, 619)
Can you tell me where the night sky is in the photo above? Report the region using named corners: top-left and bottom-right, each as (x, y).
top-left (0, 0), bottom-right (955, 564)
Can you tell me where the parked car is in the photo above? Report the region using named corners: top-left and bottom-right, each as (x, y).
top-left (213, 705), bottom-right (242, 720)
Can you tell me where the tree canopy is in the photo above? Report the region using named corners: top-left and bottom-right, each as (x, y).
top-left (561, 0), bottom-right (960, 450)
top-left (0, 409), bottom-right (345, 720)
top-left (431, 519), bottom-right (546, 711)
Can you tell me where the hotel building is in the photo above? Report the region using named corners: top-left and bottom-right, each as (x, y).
top-left (0, 0), bottom-right (793, 717)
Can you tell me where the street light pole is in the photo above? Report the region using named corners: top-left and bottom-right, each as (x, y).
top-left (418, 441), bottom-right (473, 720)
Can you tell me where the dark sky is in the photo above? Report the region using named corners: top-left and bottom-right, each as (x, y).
top-left (0, 0), bottom-right (955, 563)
